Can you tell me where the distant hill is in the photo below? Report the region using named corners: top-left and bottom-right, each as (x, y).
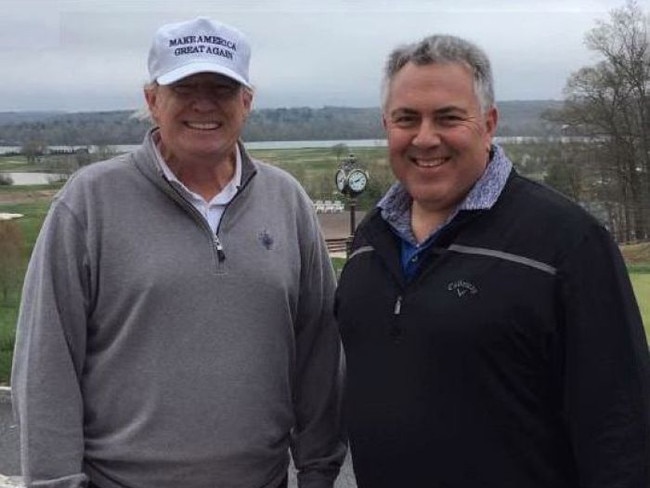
top-left (0, 100), bottom-right (564, 146)
top-left (0, 111), bottom-right (66, 126)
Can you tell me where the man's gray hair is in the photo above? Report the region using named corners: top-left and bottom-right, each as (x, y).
top-left (381, 35), bottom-right (495, 113)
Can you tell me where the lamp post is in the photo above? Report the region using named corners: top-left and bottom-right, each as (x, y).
top-left (349, 197), bottom-right (357, 238)
top-left (334, 153), bottom-right (369, 256)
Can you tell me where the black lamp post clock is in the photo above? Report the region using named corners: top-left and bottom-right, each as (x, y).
top-left (335, 167), bottom-right (368, 197)
top-left (334, 155), bottom-right (369, 251)
top-left (335, 168), bottom-right (347, 193)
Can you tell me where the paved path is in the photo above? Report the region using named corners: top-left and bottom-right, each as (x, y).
top-left (0, 388), bottom-right (21, 487)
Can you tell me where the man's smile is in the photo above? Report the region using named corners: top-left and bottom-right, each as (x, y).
top-left (184, 121), bottom-right (221, 130)
top-left (408, 155), bottom-right (451, 168)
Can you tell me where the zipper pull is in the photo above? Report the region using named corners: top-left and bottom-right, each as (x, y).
top-left (214, 236), bottom-right (226, 262)
top-left (390, 295), bottom-right (403, 342)
top-left (393, 295), bottom-right (402, 315)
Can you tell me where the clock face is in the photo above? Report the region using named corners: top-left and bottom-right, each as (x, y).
top-left (335, 169), bottom-right (347, 192)
top-left (348, 169), bottom-right (368, 193)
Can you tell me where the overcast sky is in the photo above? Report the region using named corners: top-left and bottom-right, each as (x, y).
top-left (1, 0), bottom-right (646, 112)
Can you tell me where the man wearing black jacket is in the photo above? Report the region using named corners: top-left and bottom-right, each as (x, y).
top-left (335, 34), bottom-right (650, 488)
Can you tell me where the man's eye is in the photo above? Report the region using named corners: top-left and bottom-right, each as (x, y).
top-left (213, 85), bottom-right (238, 96)
top-left (170, 84), bottom-right (238, 98)
top-left (438, 115), bottom-right (463, 125)
top-left (392, 115), bottom-right (418, 127)
top-left (171, 85), bottom-right (194, 95)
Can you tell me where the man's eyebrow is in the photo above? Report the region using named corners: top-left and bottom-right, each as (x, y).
top-left (434, 105), bottom-right (468, 115)
top-left (389, 106), bottom-right (468, 117)
top-left (389, 108), bottom-right (419, 117)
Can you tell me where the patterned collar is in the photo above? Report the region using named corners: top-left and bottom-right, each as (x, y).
top-left (378, 144), bottom-right (513, 245)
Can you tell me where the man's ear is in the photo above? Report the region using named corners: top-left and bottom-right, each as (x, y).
top-left (485, 106), bottom-right (498, 137)
top-left (483, 106), bottom-right (498, 151)
top-left (242, 88), bottom-right (253, 115)
top-left (144, 86), bottom-right (159, 123)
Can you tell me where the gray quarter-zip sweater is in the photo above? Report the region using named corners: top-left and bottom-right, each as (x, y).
top-left (11, 130), bottom-right (346, 488)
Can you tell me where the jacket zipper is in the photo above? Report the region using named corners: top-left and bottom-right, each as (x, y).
top-left (164, 164), bottom-right (257, 270)
top-left (213, 234), bottom-right (226, 263)
top-left (163, 181), bottom-right (230, 270)
top-left (212, 172), bottom-right (255, 264)
top-left (390, 295), bottom-right (403, 342)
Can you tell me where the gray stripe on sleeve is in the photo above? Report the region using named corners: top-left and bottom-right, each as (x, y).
top-left (348, 246), bottom-right (375, 261)
top-left (448, 244), bottom-right (557, 275)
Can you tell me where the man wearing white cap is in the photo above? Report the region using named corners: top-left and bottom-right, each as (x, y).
top-left (12, 17), bottom-right (346, 488)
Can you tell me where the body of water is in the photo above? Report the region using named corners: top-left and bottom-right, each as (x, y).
top-left (0, 136), bottom-right (596, 157)
top-left (0, 140), bottom-right (387, 156)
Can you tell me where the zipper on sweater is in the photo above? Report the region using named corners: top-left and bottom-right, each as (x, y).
top-left (162, 161), bottom-right (256, 271)
top-left (389, 295), bottom-right (403, 343)
top-left (211, 170), bottom-right (256, 266)
top-left (163, 180), bottom-right (227, 270)
top-left (213, 235), bottom-right (226, 263)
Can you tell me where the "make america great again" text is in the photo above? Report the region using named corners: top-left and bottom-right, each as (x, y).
top-left (169, 35), bottom-right (237, 59)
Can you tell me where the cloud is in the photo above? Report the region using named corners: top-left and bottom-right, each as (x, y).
top-left (0, 0), bottom-right (639, 111)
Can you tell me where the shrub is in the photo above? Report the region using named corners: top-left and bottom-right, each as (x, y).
top-left (0, 221), bottom-right (24, 303)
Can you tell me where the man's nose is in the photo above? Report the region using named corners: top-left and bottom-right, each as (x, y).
top-left (191, 88), bottom-right (221, 109)
top-left (412, 119), bottom-right (441, 147)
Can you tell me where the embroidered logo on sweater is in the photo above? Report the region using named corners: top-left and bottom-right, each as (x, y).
top-left (447, 280), bottom-right (478, 297)
top-left (259, 230), bottom-right (274, 250)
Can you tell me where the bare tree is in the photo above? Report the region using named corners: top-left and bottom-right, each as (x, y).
top-left (548, 1), bottom-right (650, 241)
top-left (21, 139), bottom-right (47, 164)
top-left (331, 143), bottom-right (349, 163)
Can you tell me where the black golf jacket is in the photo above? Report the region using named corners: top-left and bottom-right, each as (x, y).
top-left (335, 171), bottom-right (650, 488)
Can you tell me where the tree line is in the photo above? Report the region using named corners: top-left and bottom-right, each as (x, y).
top-left (0, 101), bottom-right (562, 148)
top-left (544, 0), bottom-right (649, 242)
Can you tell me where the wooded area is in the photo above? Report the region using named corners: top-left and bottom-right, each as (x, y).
top-left (545, 1), bottom-right (650, 242)
top-left (0, 100), bottom-right (563, 148)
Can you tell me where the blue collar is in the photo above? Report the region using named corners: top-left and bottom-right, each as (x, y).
top-left (378, 144), bottom-right (513, 246)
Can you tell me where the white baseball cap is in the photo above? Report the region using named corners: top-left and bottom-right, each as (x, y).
top-left (148, 17), bottom-right (251, 87)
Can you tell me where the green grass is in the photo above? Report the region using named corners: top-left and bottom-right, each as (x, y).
top-left (248, 146), bottom-right (386, 166)
top-left (0, 154), bottom-right (64, 173)
top-left (0, 302), bottom-right (18, 385)
top-left (630, 273), bottom-right (650, 339)
top-left (331, 257), bottom-right (346, 279)
top-left (0, 200), bottom-right (52, 258)
top-left (629, 264), bottom-right (650, 274)
top-left (0, 198), bottom-right (52, 385)
top-left (0, 154), bottom-right (30, 172)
